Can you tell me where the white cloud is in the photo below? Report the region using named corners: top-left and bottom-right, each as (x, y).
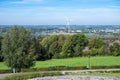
top-left (109, 5), bottom-right (120, 9)
top-left (23, 0), bottom-right (43, 2)
top-left (11, 0), bottom-right (43, 4)
top-left (11, 1), bottom-right (26, 4)
top-left (43, 7), bottom-right (57, 10)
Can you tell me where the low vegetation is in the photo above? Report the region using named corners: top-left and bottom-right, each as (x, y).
top-left (0, 72), bottom-right (62, 80)
top-left (1, 72), bottom-right (120, 80)
top-left (0, 56), bottom-right (120, 71)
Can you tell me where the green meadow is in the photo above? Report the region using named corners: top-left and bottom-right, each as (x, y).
top-left (34, 56), bottom-right (120, 68)
top-left (0, 56), bottom-right (120, 70)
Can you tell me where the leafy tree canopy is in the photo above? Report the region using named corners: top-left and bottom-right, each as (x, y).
top-left (2, 26), bottom-right (36, 73)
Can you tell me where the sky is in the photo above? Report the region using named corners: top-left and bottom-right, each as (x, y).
top-left (0, 0), bottom-right (120, 25)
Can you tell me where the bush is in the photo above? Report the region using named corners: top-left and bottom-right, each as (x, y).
top-left (91, 66), bottom-right (120, 69)
top-left (0, 70), bottom-right (11, 74)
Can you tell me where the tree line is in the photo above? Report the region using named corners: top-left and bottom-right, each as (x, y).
top-left (41, 33), bottom-right (120, 58)
top-left (0, 26), bottom-right (120, 72)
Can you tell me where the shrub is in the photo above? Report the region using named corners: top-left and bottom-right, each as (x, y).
top-left (0, 70), bottom-right (11, 74)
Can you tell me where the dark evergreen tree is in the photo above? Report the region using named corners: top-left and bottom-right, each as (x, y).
top-left (34, 38), bottom-right (49, 60)
top-left (0, 36), bottom-right (3, 62)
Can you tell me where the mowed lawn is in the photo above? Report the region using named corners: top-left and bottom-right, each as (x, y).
top-left (0, 56), bottom-right (120, 70)
top-left (34, 56), bottom-right (120, 68)
top-left (0, 62), bottom-right (9, 70)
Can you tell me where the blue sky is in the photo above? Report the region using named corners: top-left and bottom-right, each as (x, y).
top-left (0, 0), bottom-right (120, 25)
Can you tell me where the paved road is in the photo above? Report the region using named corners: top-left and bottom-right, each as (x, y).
top-left (0, 73), bottom-right (15, 79)
top-left (0, 69), bottom-right (120, 79)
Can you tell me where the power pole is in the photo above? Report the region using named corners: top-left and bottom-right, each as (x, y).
top-left (87, 54), bottom-right (91, 69)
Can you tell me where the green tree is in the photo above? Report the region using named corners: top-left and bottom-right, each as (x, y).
top-left (110, 42), bottom-right (120, 56)
top-left (41, 35), bottom-right (59, 50)
top-left (49, 41), bottom-right (59, 58)
top-left (87, 38), bottom-right (105, 56)
top-left (41, 35), bottom-right (59, 58)
top-left (83, 47), bottom-right (105, 56)
top-left (34, 39), bottom-right (49, 60)
top-left (89, 38), bottom-right (105, 49)
top-left (0, 36), bottom-right (3, 61)
top-left (62, 34), bottom-right (88, 58)
top-left (49, 35), bottom-right (66, 58)
top-left (2, 26), bottom-right (36, 73)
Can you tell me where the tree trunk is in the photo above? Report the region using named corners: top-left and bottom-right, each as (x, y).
top-left (13, 68), bottom-right (16, 73)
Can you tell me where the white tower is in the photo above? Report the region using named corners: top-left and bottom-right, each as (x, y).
top-left (65, 16), bottom-right (70, 33)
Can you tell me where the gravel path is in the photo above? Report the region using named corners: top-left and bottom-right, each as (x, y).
top-left (0, 73), bottom-right (22, 79)
top-left (28, 76), bottom-right (120, 80)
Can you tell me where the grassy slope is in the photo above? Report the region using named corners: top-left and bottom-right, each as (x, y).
top-left (34, 56), bottom-right (120, 68)
top-left (0, 62), bottom-right (9, 70)
top-left (0, 56), bottom-right (120, 70)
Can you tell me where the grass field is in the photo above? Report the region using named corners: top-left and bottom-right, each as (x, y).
top-left (0, 56), bottom-right (120, 70)
top-left (0, 62), bottom-right (9, 70)
top-left (34, 56), bottom-right (120, 68)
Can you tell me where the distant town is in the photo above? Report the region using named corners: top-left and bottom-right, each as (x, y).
top-left (0, 25), bottom-right (120, 39)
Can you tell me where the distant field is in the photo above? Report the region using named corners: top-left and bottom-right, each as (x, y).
top-left (0, 56), bottom-right (120, 70)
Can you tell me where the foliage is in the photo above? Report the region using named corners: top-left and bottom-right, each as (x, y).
top-left (0, 36), bottom-right (3, 62)
top-left (41, 35), bottom-right (59, 58)
top-left (0, 69), bottom-right (11, 74)
top-left (83, 46), bottom-right (105, 56)
top-left (2, 26), bottom-right (36, 72)
top-left (110, 42), bottom-right (120, 56)
top-left (34, 38), bottom-right (49, 61)
top-left (89, 38), bottom-right (105, 49)
top-left (40, 34), bottom-right (119, 58)
top-left (84, 38), bottom-right (106, 56)
top-left (41, 35), bottom-right (59, 50)
top-left (49, 41), bottom-right (61, 58)
top-left (62, 34), bottom-right (88, 58)
top-left (41, 35), bottom-right (66, 58)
